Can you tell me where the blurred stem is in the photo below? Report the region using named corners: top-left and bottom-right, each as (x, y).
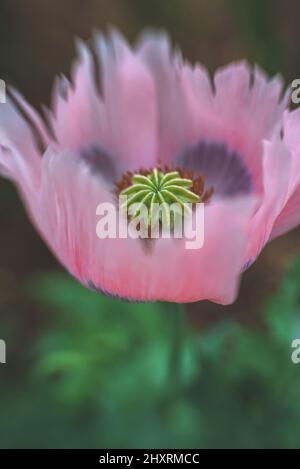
top-left (165, 302), bottom-right (187, 395)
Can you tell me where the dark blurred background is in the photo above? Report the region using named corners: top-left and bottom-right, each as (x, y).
top-left (1, 0), bottom-right (300, 449)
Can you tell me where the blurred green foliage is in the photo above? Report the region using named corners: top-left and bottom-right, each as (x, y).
top-left (1, 258), bottom-right (300, 448)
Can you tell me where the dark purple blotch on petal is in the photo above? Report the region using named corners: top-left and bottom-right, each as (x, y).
top-left (79, 144), bottom-right (120, 181)
top-left (177, 141), bottom-right (253, 197)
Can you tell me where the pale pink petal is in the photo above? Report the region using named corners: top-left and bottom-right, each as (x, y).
top-left (271, 109), bottom-right (300, 238)
top-left (271, 189), bottom-right (300, 239)
top-left (145, 198), bottom-right (255, 304)
top-left (89, 198), bottom-right (255, 304)
top-left (35, 148), bottom-right (114, 278)
top-left (0, 96), bottom-right (42, 193)
top-left (9, 87), bottom-right (51, 147)
top-left (245, 139), bottom-right (291, 261)
top-left (137, 32), bottom-right (192, 164)
top-left (180, 61), bottom-right (288, 192)
top-left (95, 31), bottom-right (158, 170)
top-left (50, 40), bottom-right (109, 154)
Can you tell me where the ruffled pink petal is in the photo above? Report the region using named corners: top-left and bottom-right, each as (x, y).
top-left (148, 198), bottom-right (255, 304)
top-left (92, 198), bottom-right (255, 304)
top-left (137, 38), bottom-right (287, 190)
top-left (50, 40), bottom-right (109, 154)
top-left (137, 32), bottom-right (192, 164)
top-left (0, 95), bottom-right (43, 194)
top-left (245, 139), bottom-right (291, 262)
top-left (95, 31), bottom-right (158, 171)
top-left (270, 109), bottom-right (300, 238)
top-left (179, 61), bottom-right (288, 192)
top-left (34, 148), bottom-right (115, 277)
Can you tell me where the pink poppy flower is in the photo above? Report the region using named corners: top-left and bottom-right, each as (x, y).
top-left (0, 30), bottom-right (296, 304)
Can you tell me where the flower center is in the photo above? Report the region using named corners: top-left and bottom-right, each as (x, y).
top-left (116, 167), bottom-right (213, 228)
